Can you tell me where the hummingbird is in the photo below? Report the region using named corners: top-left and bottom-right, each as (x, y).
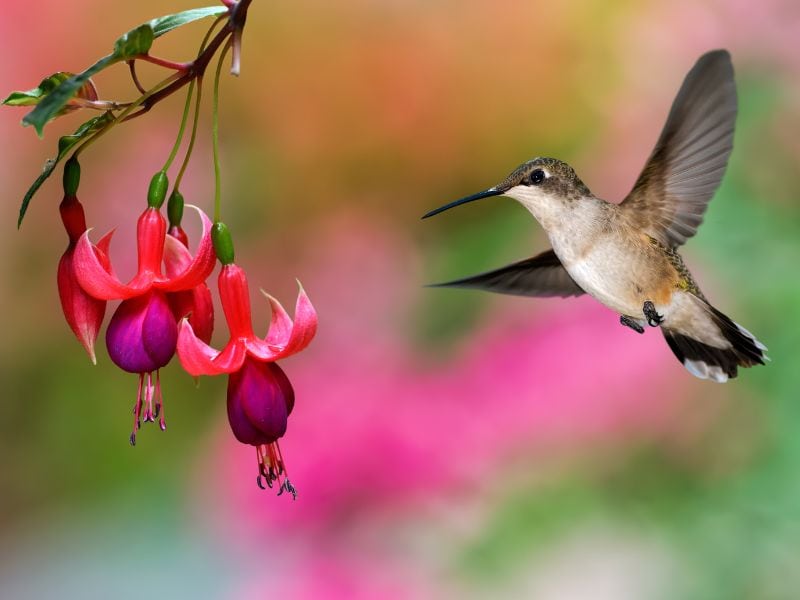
top-left (423, 49), bottom-right (767, 382)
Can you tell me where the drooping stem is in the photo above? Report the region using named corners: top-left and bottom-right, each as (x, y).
top-left (173, 13), bottom-right (226, 191)
top-left (174, 77), bottom-right (204, 193)
top-left (162, 80), bottom-right (196, 172)
top-left (212, 40), bottom-right (233, 222)
top-left (128, 60), bottom-right (147, 94)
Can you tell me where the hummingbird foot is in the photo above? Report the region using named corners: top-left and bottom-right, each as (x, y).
top-left (620, 315), bottom-right (645, 334)
top-left (643, 301), bottom-right (664, 327)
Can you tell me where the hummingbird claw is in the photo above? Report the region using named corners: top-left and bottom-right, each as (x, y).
top-left (620, 315), bottom-right (645, 334)
top-left (643, 301), bottom-right (664, 327)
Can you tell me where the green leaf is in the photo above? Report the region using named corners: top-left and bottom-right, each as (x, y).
top-left (3, 72), bottom-right (99, 123)
top-left (2, 73), bottom-right (72, 107)
top-left (113, 24), bottom-right (155, 59)
top-left (18, 112), bottom-right (114, 227)
top-left (18, 5), bottom-right (226, 135)
top-left (150, 6), bottom-right (227, 38)
top-left (22, 56), bottom-right (114, 136)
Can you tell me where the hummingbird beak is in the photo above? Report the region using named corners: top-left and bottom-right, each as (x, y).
top-left (422, 187), bottom-right (504, 219)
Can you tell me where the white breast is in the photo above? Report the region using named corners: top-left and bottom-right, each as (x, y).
top-left (562, 240), bottom-right (641, 316)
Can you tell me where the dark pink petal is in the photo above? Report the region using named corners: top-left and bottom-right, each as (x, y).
top-left (106, 290), bottom-right (177, 373)
top-left (57, 248), bottom-right (106, 364)
top-left (227, 358), bottom-right (292, 446)
top-left (176, 319), bottom-right (246, 376)
top-left (157, 205), bottom-right (215, 293)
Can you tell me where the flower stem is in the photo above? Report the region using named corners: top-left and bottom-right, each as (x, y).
top-left (174, 78), bottom-right (203, 193)
top-left (173, 14), bottom-right (226, 192)
top-left (161, 80), bottom-right (195, 173)
top-left (212, 40), bottom-right (232, 222)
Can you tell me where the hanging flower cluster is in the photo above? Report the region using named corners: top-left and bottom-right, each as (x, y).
top-left (4, 0), bottom-right (317, 498)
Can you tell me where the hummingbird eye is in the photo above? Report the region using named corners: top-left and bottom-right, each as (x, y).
top-left (529, 169), bottom-right (546, 185)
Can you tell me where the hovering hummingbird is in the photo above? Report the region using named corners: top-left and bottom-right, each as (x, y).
top-left (423, 49), bottom-right (767, 382)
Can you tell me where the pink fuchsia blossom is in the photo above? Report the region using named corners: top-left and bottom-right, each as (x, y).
top-left (57, 194), bottom-right (111, 364)
top-left (177, 263), bottom-right (317, 495)
top-left (72, 205), bottom-right (216, 444)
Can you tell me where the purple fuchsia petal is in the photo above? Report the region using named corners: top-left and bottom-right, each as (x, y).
top-left (227, 358), bottom-right (293, 445)
top-left (270, 360), bottom-right (295, 415)
top-left (106, 289), bottom-right (177, 373)
top-left (142, 289), bottom-right (180, 369)
top-left (226, 373), bottom-right (268, 446)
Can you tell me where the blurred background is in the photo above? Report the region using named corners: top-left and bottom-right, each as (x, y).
top-left (1, 0), bottom-right (799, 598)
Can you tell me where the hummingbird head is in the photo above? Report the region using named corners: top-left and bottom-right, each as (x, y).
top-left (422, 157), bottom-right (593, 228)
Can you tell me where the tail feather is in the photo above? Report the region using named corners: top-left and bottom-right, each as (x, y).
top-left (662, 302), bottom-right (767, 383)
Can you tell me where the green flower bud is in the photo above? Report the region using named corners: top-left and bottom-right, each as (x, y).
top-left (63, 157), bottom-right (81, 196)
top-left (212, 221), bottom-right (235, 265)
top-left (147, 171), bottom-right (169, 208)
top-left (167, 189), bottom-right (185, 227)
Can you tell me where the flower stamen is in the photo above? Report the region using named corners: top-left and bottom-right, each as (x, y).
top-left (155, 371), bottom-right (166, 431)
top-left (255, 442), bottom-right (296, 500)
top-left (130, 374), bottom-right (144, 446)
top-left (143, 372), bottom-right (156, 423)
top-left (130, 371), bottom-right (168, 445)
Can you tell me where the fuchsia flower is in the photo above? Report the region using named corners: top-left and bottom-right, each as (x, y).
top-left (177, 262), bottom-right (317, 496)
top-left (73, 204), bottom-right (216, 444)
top-left (57, 194), bottom-right (111, 364)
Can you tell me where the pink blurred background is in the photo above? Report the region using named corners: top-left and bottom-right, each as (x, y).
top-left (1, 1), bottom-right (799, 598)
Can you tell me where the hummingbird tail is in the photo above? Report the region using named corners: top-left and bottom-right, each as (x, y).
top-left (662, 301), bottom-right (768, 383)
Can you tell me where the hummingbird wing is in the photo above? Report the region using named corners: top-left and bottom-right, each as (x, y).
top-left (428, 249), bottom-right (584, 297)
top-left (621, 49), bottom-right (737, 248)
